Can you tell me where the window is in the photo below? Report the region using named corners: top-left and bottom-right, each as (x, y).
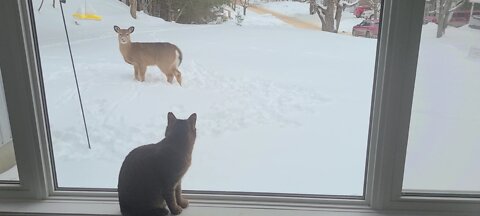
top-left (403, 0), bottom-right (480, 195)
top-left (0, 68), bottom-right (18, 182)
top-left (1, 0), bottom-right (480, 215)
top-left (31, 0), bottom-right (379, 196)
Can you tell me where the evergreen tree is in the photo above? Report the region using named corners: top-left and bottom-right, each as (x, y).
top-left (129, 0), bottom-right (230, 24)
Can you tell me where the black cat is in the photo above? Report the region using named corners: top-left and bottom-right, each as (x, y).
top-left (118, 112), bottom-right (197, 216)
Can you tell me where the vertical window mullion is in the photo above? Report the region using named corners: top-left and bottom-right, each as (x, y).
top-left (367, 0), bottom-right (425, 210)
top-left (0, 0), bottom-right (50, 199)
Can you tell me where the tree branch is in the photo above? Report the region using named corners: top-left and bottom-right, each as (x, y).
top-left (339, 0), bottom-right (359, 7)
top-left (38, 0), bottom-right (45, 11)
top-left (448, 0), bottom-right (465, 12)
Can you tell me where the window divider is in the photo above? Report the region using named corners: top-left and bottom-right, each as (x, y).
top-left (0, 0), bottom-right (50, 199)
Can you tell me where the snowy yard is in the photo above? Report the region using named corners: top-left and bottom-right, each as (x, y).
top-left (6, 0), bottom-right (476, 195)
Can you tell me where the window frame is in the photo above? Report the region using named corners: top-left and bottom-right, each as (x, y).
top-left (0, 0), bottom-right (479, 215)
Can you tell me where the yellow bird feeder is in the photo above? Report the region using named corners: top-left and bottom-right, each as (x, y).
top-left (72, 0), bottom-right (102, 21)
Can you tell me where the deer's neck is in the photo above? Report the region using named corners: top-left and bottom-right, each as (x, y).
top-left (119, 42), bottom-right (132, 58)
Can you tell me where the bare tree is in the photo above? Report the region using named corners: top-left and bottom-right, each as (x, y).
top-left (231, 0), bottom-right (237, 11)
top-left (365, 0), bottom-right (381, 19)
top-left (130, 0), bottom-right (138, 19)
top-left (174, 0), bottom-right (192, 22)
top-left (435, 0), bottom-right (465, 38)
top-left (309, 0), bottom-right (358, 33)
top-left (240, 0), bottom-right (250, 15)
top-left (141, 0), bottom-right (151, 13)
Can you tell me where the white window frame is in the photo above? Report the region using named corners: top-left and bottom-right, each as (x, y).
top-left (0, 0), bottom-right (479, 215)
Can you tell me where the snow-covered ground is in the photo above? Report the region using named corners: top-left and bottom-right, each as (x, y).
top-left (2, 0), bottom-right (476, 195)
top-left (0, 165), bottom-right (18, 181)
top-left (257, 1), bottom-right (310, 16)
top-left (30, 0), bottom-right (374, 195)
top-left (404, 23), bottom-right (480, 192)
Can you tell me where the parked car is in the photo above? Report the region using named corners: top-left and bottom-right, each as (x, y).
top-left (352, 19), bottom-right (380, 38)
top-left (354, 6), bottom-right (371, 18)
top-left (470, 14), bottom-right (480, 29)
top-left (423, 10), bottom-right (480, 27)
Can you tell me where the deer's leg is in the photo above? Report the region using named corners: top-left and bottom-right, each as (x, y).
top-left (166, 74), bottom-right (174, 84)
top-left (139, 65), bottom-right (147, 82)
top-left (174, 68), bottom-right (182, 86)
top-left (158, 65), bottom-right (173, 84)
top-left (133, 65), bottom-right (139, 81)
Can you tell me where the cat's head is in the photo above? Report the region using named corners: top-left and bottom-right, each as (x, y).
top-left (165, 112), bottom-right (197, 142)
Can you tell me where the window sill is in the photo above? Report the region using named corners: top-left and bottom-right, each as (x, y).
top-left (0, 197), bottom-right (473, 216)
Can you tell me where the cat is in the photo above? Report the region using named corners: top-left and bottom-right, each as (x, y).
top-left (118, 112), bottom-right (197, 216)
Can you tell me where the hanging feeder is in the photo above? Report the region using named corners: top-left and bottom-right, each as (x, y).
top-left (72, 0), bottom-right (102, 21)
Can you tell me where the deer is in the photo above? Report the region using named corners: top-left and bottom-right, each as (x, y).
top-left (114, 26), bottom-right (183, 85)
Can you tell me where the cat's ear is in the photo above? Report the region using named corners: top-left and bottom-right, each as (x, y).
top-left (167, 112), bottom-right (177, 126)
top-left (188, 113), bottom-right (197, 127)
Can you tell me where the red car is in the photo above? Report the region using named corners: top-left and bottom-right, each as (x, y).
top-left (352, 19), bottom-right (380, 38)
top-left (354, 6), bottom-right (371, 18)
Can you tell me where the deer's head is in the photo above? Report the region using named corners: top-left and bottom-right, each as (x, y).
top-left (114, 26), bottom-right (134, 45)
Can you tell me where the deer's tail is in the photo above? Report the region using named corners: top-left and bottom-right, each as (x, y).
top-left (175, 46), bottom-right (183, 66)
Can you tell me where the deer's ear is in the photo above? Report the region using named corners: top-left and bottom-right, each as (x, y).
top-left (114, 25), bottom-right (120, 33)
top-left (128, 26), bottom-right (135, 33)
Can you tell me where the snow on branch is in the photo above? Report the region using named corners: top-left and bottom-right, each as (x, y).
top-left (448, 0), bottom-right (466, 13)
top-left (339, 0), bottom-right (359, 7)
top-left (316, 3), bottom-right (327, 11)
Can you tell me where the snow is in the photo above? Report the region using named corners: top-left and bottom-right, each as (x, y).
top-left (0, 165), bottom-right (18, 182)
top-left (257, 1), bottom-right (311, 16)
top-left (403, 23), bottom-right (480, 192)
top-left (31, 0), bottom-right (374, 195)
top-left (23, 0), bottom-right (480, 196)
top-left (231, 11), bottom-right (288, 27)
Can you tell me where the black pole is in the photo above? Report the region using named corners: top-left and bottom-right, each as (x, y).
top-left (60, 1), bottom-right (92, 149)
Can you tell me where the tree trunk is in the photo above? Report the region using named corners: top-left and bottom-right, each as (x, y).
top-left (310, 0), bottom-right (340, 32)
top-left (436, 0), bottom-right (453, 38)
top-left (334, 0), bottom-right (343, 33)
top-left (130, 0), bottom-right (138, 19)
top-left (323, 0), bottom-right (336, 32)
top-left (141, 0), bottom-right (150, 13)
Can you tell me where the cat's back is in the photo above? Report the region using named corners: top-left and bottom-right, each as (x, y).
top-left (118, 143), bottom-right (163, 191)
top-left (119, 142), bottom-right (165, 177)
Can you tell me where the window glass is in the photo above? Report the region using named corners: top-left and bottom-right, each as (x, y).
top-left (32, 0), bottom-right (381, 195)
top-left (404, 1), bottom-right (480, 194)
top-left (0, 68), bottom-right (19, 182)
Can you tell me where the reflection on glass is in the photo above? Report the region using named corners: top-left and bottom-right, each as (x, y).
top-left (32, 0), bottom-right (380, 195)
top-left (404, 1), bottom-right (480, 193)
top-left (0, 68), bottom-right (19, 182)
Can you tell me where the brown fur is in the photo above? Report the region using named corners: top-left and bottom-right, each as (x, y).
top-left (114, 26), bottom-right (183, 85)
top-left (118, 112), bottom-right (197, 216)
